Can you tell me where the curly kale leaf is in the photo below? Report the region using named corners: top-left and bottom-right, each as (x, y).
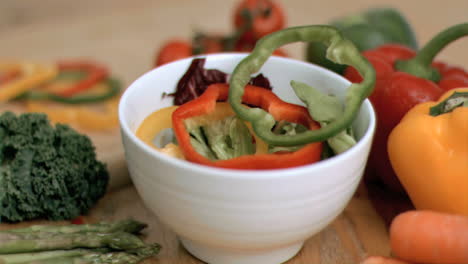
top-left (0, 112), bottom-right (109, 222)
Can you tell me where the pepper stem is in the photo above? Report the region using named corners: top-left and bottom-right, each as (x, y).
top-left (395, 23), bottom-right (468, 82)
top-left (429, 91), bottom-right (468, 116)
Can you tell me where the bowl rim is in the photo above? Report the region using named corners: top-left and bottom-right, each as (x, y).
top-left (119, 53), bottom-right (376, 179)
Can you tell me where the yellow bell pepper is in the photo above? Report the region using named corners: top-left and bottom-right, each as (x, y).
top-left (388, 87), bottom-right (468, 216)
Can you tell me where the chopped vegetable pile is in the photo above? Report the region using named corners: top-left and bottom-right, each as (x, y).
top-left (0, 60), bottom-right (122, 131)
top-left (0, 112), bottom-right (109, 222)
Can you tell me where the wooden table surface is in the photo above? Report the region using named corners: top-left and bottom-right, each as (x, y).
top-left (0, 1), bottom-right (467, 263)
top-left (1, 0), bottom-right (467, 85)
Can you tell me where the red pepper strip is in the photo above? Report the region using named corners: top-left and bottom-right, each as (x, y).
top-left (0, 68), bottom-right (20, 85)
top-left (172, 83), bottom-right (322, 170)
top-left (55, 60), bottom-right (109, 97)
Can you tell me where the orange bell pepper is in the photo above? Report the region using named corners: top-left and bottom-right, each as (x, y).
top-left (172, 83), bottom-right (322, 170)
top-left (388, 87), bottom-right (468, 216)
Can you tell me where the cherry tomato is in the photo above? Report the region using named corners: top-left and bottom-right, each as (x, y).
top-left (233, 0), bottom-right (285, 41)
top-left (155, 40), bottom-right (193, 67)
top-left (192, 34), bottom-right (224, 55)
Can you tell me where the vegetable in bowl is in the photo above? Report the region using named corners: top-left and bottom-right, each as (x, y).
top-left (139, 25), bottom-right (375, 169)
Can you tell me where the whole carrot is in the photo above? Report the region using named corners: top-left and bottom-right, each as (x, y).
top-left (390, 210), bottom-right (468, 264)
top-left (361, 256), bottom-right (412, 264)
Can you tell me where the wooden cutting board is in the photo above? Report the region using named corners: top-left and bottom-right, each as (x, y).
top-left (94, 184), bottom-right (397, 264)
top-left (0, 102), bottom-right (395, 263)
top-left (0, 183), bottom-right (393, 264)
top-left (1, 0), bottom-right (464, 262)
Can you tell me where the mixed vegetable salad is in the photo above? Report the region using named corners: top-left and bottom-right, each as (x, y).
top-left (139, 25), bottom-right (376, 170)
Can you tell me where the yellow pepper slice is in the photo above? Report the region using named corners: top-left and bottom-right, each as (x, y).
top-left (136, 105), bottom-right (184, 159)
top-left (0, 62), bottom-right (57, 102)
top-left (26, 92), bottom-right (120, 131)
top-left (136, 102), bottom-right (269, 159)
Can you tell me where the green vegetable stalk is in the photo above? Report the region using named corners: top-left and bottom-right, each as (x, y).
top-left (0, 231), bottom-right (146, 254)
top-left (0, 244), bottom-right (161, 264)
top-left (0, 220), bottom-right (160, 264)
top-left (3, 219), bottom-right (147, 235)
top-left (306, 7), bottom-right (418, 74)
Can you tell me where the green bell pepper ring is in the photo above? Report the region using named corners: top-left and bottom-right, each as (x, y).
top-left (229, 25), bottom-right (376, 146)
top-left (19, 76), bottom-right (121, 104)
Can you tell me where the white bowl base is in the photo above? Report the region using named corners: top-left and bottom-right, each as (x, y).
top-left (180, 237), bottom-right (304, 264)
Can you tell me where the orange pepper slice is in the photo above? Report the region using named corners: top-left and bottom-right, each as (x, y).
top-left (0, 62), bottom-right (57, 102)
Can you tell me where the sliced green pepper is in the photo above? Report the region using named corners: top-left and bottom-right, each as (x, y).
top-left (290, 80), bottom-right (357, 154)
top-left (229, 25), bottom-right (375, 146)
top-left (18, 77), bottom-right (121, 104)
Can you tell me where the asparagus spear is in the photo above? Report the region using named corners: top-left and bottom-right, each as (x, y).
top-left (0, 249), bottom-right (95, 263)
top-left (2, 219), bottom-right (147, 235)
top-left (0, 231), bottom-right (146, 254)
top-left (0, 244), bottom-right (161, 264)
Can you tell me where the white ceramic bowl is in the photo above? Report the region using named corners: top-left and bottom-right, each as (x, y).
top-left (119, 53), bottom-right (376, 264)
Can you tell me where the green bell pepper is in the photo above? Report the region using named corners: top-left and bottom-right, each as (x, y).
top-left (229, 25), bottom-right (376, 146)
top-left (306, 7), bottom-right (418, 74)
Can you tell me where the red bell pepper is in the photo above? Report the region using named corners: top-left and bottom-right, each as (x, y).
top-left (172, 83), bottom-right (322, 170)
top-left (344, 23), bottom-right (468, 191)
top-left (55, 60), bottom-right (109, 97)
